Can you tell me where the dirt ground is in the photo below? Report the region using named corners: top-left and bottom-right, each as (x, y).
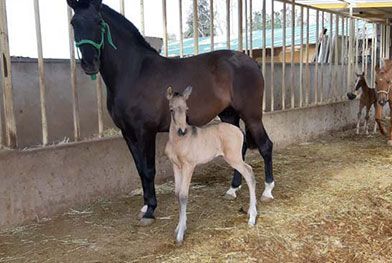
top-left (1, 129), bottom-right (392, 263)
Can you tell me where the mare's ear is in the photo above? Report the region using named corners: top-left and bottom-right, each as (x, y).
top-left (90, 0), bottom-right (102, 10)
top-left (183, 86), bottom-right (193, 100)
top-left (166, 86), bottom-right (174, 100)
top-left (67, 0), bottom-right (78, 9)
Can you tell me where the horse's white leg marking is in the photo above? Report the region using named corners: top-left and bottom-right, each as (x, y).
top-left (388, 140), bottom-right (392, 146)
top-left (224, 185), bottom-right (242, 199)
top-left (175, 165), bottom-right (194, 245)
top-left (356, 111), bottom-right (361, 134)
top-left (364, 109), bottom-right (370, 135)
top-left (373, 120), bottom-right (378, 134)
top-left (137, 205), bottom-right (148, 219)
top-left (261, 181), bottom-right (275, 201)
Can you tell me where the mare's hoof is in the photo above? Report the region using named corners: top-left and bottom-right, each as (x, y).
top-left (387, 140), bottom-right (392, 146)
top-left (260, 195), bottom-right (274, 202)
top-left (139, 217), bottom-right (155, 226)
top-left (223, 193), bottom-right (237, 200)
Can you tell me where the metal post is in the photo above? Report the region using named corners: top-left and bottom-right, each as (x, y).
top-left (341, 17), bottom-right (345, 94)
top-left (347, 8), bottom-right (353, 95)
top-left (0, 0), bottom-right (17, 148)
top-left (238, 0), bottom-right (243, 51)
top-left (314, 9), bottom-right (319, 104)
top-left (328, 13), bottom-right (333, 102)
top-left (193, 0), bottom-right (199, 54)
top-left (120, 0), bottom-right (125, 15)
top-left (249, 0), bottom-right (253, 57)
top-left (96, 74), bottom-right (103, 137)
top-left (355, 20), bottom-right (359, 72)
top-left (262, 0), bottom-right (266, 110)
top-left (270, 0), bottom-right (275, 111)
top-left (290, 0), bottom-right (295, 108)
top-left (139, 0), bottom-right (145, 35)
top-left (334, 15), bottom-right (338, 101)
top-left (320, 11), bottom-right (324, 103)
top-left (362, 24), bottom-right (366, 73)
top-left (299, 6), bottom-right (303, 107)
top-left (370, 23), bottom-right (376, 89)
top-left (226, 0), bottom-right (230, 49)
top-left (33, 0), bottom-right (48, 146)
top-left (386, 25), bottom-right (391, 59)
top-left (282, 1), bottom-right (286, 110)
top-left (305, 7), bottom-right (309, 106)
top-left (210, 0), bottom-right (214, 51)
top-left (179, 0), bottom-right (184, 57)
top-left (162, 0), bottom-right (168, 56)
top-left (67, 7), bottom-right (80, 141)
top-left (245, 0), bottom-right (248, 54)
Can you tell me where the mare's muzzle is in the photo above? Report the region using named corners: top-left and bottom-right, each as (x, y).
top-left (347, 92), bottom-right (357, 100)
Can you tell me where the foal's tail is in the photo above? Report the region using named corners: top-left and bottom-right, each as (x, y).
top-left (245, 127), bottom-right (258, 149)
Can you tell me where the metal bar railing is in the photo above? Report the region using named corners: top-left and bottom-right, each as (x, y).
top-left (305, 7), bottom-right (310, 106)
top-left (270, 0), bottom-right (275, 111)
top-left (290, 0), bottom-right (295, 109)
top-left (139, 0), bottom-right (145, 35)
top-left (237, 0), bottom-right (243, 51)
top-left (333, 15), bottom-right (338, 101)
top-left (193, 0), bottom-right (199, 55)
top-left (96, 74), bottom-right (104, 137)
top-left (162, 0), bottom-right (168, 56)
top-left (33, 0), bottom-right (48, 146)
top-left (67, 7), bottom-right (80, 141)
top-left (244, 0), bottom-right (248, 54)
top-left (319, 11), bottom-right (324, 103)
top-left (210, 0), bottom-right (214, 51)
top-left (179, 0), bottom-right (184, 57)
top-left (249, 0), bottom-right (253, 58)
top-left (0, 0), bottom-right (17, 148)
top-left (328, 13), bottom-right (333, 102)
top-left (120, 0), bottom-right (125, 15)
top-left (314, 9), bottom-right (319, 104)
top-left (262, 0), bottom-right (266, 111)
top-left (282, 1), bottom-right (286, 110)
top-left (299, 6), bottom-right (304, 107)
top-left (226, 0), bottom-right (230, 49)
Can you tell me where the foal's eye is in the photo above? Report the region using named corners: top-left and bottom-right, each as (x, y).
top-left (387, 81), bottom-right (391, 84)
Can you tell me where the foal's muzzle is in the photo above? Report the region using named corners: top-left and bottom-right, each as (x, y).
top-left (378, 98), bottom-right (387, 106)
top-left (177, 128), bottom-right (188, 136)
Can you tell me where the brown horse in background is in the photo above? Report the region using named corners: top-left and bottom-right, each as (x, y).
top-left (375, 60), bottom-right (392, 146)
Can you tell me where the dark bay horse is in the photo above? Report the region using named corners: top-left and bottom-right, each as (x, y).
top-left (67, 0), bottom-right (274, 225)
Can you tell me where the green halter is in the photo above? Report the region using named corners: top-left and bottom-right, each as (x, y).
top-left (75, 20), bottom-right (117, 80)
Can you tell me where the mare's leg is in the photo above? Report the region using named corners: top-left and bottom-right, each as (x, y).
top-left (219, 108), bottom-right (247, 199)
top-left (244, 118), bottom-right (274, 202)
top-left (373, 103), bottom-right (378, 134)
top-left (175, 164), bottom-right (195, 245)
top-left (123, 129), bottom-right (157, 225)
top-left (388, 102), bottom-right (392, 146)
top-left (364, 105), bottom-right (371, 135)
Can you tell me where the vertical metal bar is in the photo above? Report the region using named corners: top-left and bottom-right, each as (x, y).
top-left (299, 6), bottom-right (303, 107)
top-left (270, 0), bottom-right (275, 111)
top-left (226, 0), bottom-right (230, 49)
top-left (193, 0), bottom-right (199, 54)
top-left (328, 13), bottom-right (333, 102)
top-left (282, 1), bottom-right (286, 110)
top-left (0, 0), bottom-right (17, 148)
top-left (379, 24), bottom-right (383, 67)
top-left (120, 0), bottom-right (125, 15)
top-left (334, 15), bottom-right (338, 101)
top-left (305, 7), bottom-right (309, 106)
top-left (139, 0), bottom-right (145, 35)
top-left (33, 0), bottom-right (48, 146)
top-left (96, 74), bottom-right (103, 137)
top-left (245, 0), bottom-right (248, 54)
top-left (249, 0), bottom-right (253, 57)
top-left (179, 0), bottom-right (184, 57)
top-left (210, 0), bottom-right (214, 51)
top-left (314, 9), bottom-right (319, 105)
top-left (364, 26), bottom-right (368, 79)
top-left (67, 7), bottom-right (80, 141)
top-left (347, 9), bottom-right (353, 94)
top-left (238, 0), bottom-right (243, 51)
top-left (162, 0), bottom-right (168, 56)
top-left (362, 23), bottom-right (366, 73)
top-left (320, 11), bottom-right (324, 103)
top-left (386, 25), bottom-right (390, 59)
top-left (355, 20), bottom-right (359, 72)
top-left (370, 23), bottom-right (375, 89)
top-left (262, 0), bottom-right (266, 111)
top-left (341, 17), bottom-right (345, 94)
top-left (290, 0), bottom-right (295, 108)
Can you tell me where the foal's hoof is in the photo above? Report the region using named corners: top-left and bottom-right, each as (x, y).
top-left (387, 140), bottom-right (392, 146)
top-left (223, 193), bottom-right (237, 200)
top-left (139, 217), bottom-right (155, 226)
top-left (260, 195), bottom-right (274, 202)
top-left (176, 240), bottom-right (184, 246)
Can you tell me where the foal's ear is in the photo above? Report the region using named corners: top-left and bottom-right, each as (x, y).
top-left (166, 86), bottom-right (174, 100)
top-left (183, 86), bottom-right (193, 100)
top-left (360, 72), bottom-right (365, 77)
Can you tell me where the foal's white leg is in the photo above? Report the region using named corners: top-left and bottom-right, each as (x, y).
top-left (224, 185), bottom-right (242, 200)
top-left (364, 109), bottom-right (370, 135)
top-left (373, 120), bottom-right (378, 134)
top-left (356, 110), bottom-right (362, 134)
top-left (175, 165), bottom-right (194, 245)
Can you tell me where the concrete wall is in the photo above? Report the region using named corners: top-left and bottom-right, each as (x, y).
top-left (0, 99), bottom-right (359, 229)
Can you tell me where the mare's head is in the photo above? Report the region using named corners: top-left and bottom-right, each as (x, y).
top-left (67, 0), bottom-right (106, 75)
top-left (347, 72), bottom-right (366, 100)
top-left (375, 61), bottom-right (392, 106)
top-left (166, 86), bottom-right (193, 137)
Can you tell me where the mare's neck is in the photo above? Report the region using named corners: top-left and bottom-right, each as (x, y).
top-left (99, 5), bottom-right (160, 93)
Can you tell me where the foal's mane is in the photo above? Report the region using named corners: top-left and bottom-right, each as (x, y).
top-left (101, 4), bottom-right (158, 54)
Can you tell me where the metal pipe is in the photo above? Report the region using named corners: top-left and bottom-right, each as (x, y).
top-left (193, 0), bottom-right (199, 54)
top-left (282, 1), bottom-right (286, 110)
top-left (249, 0), bottom-right (253, 57)
top-left (262, 0), bottom-right (266, 75)
top-left (67, 7), bottom-right (80, 141)
top-left (120, 0), bottom-right (125, 15)
top-left (139, 0), bottom-right (145, 35)
top-left (33, 0), bottom-right (48, 146)
top-left (334, 15), bottom-right (338, 101)
top-left (314, 9), bottom-right (319, 104)
top-left (328, 13), bottom-right (333, 102)
top-left (319, 11), bottom-right (324, 103)
top-left (179, 0), bottom-right (184, 57)
top-left (299, 6), bottom-right (303, 107)
top-left (96, 74), bottom-right (103, 137)
top-left (210, 0), bottom-right (214, 51)
top-left (245, 0), bottom-right (248, 54)
top-left (0, 0), bottom-right (17, 148)
top-left (162, 0), bottom-right (168, 56)
top-left (355, 20), bottom-right (359, 72)
top-left (341, 17), bottom-right (345, 94)
top-left (270, 0), bottom-right (275, 111)
top-left (305, 7), bottom-right (309, 106)
top-left (290, 0), bottom-right (295, 108)
top-left (226, 0), bottom-right (230, 49)
top-left (362, 23), bottom-right (366, 73)
top-left (238, 0), bottom-right (243, 51)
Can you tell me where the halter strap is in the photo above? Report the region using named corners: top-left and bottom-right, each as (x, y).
top-left (74, 20), bottom-right (117, 80)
